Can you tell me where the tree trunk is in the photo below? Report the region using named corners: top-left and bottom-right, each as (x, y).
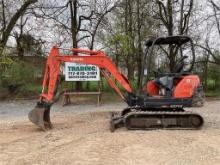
top-left (167, 0), bottom-right (175, 71)
top-left (136, 0), bottom-right (142, 88)
top-left (16, 37), bottom-right (24, 59)
top-left (16, 16), bottom-right (25, 59)
top-left (127, 63), bottom-right (134, 80)
top-left (127, 0), bottom-right (135, 81)
top-left (169, 45), bottom-right (175, 72)
top-left (69, 0), bottom-right (82, 91)
top-left (70, 0), bottom-right (78, 48)
top-left (204, 54), bottom-right (209, 90)
top-left (167, 0), bottom-right (173, 36)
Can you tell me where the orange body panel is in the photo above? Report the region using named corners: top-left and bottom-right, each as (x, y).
top-left (173, 75), bottom-right (200, 98)
top-left (145, 80), bottom-right (159, 96)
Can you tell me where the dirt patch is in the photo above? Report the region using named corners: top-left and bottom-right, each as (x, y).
top-left (0, 100), bottom-right (220, 165)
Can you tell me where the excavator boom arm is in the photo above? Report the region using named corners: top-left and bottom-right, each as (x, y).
top-left (29, 46), bottom-right (134, 130)
top-left (41, 46), bottom-right (133, 103)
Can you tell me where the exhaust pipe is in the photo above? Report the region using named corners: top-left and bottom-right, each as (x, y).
top-left (28, 101), bottom-right (52, 131)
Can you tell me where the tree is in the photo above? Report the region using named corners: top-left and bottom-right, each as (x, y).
top-left (15, 33), bottom-right (43, 57)
top-left (209, 0), bottom-right (220, 37)
top-left (31, 0), bottom-right (116, 48)
top-left (31, 0), bottom-right (116, 90)
top-left (100, 0), bottom-right (156, 85)
top-left (196, 0), bottom-right (220, 65)
top-left (14, 15), bottom-right (28, 58)
top-left (12, 15), bottom-right (43, 58)
top-left (154, 0), bottom-right (194, 71)
top-left (0, 0), bottom-right (37, 56)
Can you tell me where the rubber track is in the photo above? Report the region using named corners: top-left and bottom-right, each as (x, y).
top-left (124, 111), bottom-right (204, 130)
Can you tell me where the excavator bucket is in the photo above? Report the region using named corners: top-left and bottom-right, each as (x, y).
top-left (28, 105), bottom-right (52, 131)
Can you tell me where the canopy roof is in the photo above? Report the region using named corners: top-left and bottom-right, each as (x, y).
top-left (145, 36), bottom-right (191, 46)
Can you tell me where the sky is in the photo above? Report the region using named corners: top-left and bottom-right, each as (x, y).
top-left (4, 0), bottom-right (220, 56)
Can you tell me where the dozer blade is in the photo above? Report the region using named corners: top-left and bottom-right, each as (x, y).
top-left (110, 112), bottom-right (124, 132)
top-left (28, 106), bottom-right (52, 131)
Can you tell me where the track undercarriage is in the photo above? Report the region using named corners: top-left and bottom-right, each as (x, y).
top-left (110, 107), bottom-right (204, 132)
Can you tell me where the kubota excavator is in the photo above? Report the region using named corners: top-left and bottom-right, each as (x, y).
top-left (28, 35), bottom-right (205, 131)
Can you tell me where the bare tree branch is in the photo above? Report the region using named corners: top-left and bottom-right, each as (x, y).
top-left (195, 43), bottom-right (220, 65)
top-left (0, 0), bottom-right (38, 55)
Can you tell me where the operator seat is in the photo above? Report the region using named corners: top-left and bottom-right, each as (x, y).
top-left (153, 56), bottom-right (188, 97)
top-left (154, 75), bottom-right (173, 96)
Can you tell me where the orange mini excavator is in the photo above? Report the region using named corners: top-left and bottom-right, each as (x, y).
top-left (29, 35), bottom-right (205, 131)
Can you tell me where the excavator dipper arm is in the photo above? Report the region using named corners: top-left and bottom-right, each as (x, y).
top-left (28, 46), bottom-right (133, 130)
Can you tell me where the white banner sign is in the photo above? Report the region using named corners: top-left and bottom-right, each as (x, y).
top-left (65, 62), bottom-right (100, 81)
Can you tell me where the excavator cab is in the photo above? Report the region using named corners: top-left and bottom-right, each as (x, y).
top-left (111, 36), bottom-right (205, 131)
top-left (142, 36), bottom-right (196, 97)
top-left (137, 36), bottom-right (203, 105)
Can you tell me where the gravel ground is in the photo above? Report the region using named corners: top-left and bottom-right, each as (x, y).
top-left (0, 99), bottom-right (220, 165)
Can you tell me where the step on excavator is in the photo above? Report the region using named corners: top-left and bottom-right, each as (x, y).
top-left (28, 35), bottom-right (205, 131)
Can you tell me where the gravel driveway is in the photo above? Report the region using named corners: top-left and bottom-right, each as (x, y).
top-left (0, 99), bottom-right (220, 165)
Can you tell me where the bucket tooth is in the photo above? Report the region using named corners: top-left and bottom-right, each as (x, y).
top-left (28, 106), bottom-right (52, 131)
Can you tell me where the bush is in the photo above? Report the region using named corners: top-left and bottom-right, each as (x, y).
top-left (1, 60), bottom-right (42, 95)
top-left (2, 61), bottom-right (35, 86)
